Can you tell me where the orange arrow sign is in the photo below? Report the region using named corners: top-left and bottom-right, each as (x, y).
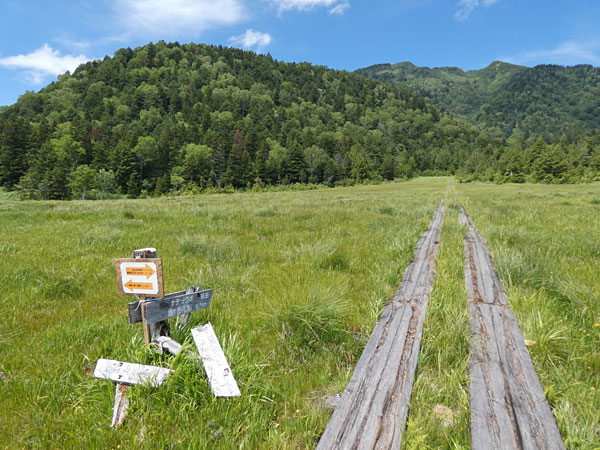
top-left (125, 264), bottom-right (156, 279)
top-left (125, 280), bottom-right (154, 291)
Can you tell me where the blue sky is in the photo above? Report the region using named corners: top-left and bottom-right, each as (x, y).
top-left (1, 0), bottom-right (599, 106)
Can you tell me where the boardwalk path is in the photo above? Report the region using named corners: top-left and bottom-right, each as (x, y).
top-left (459, 204), bottom-right (565, 450)
top-left (317, 201), bottom-right (445, 450)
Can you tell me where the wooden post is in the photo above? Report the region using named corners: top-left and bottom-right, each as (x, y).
top-left (133, 248), bottom-right (170, 345)
top-left (138, 296), bottom-right (152, 345)
top-left (111, 383), bottom-right (130, 428)
top-left (176, 286), bottom-right (199, 328)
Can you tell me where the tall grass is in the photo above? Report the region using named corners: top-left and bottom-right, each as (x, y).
top-left (0, 178), bottom-right (445, 448)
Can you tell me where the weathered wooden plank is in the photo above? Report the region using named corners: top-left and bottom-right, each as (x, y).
top-left (177, 286), bottom-right (199, 327)
top-left (460, 205), bottom-right (565, 450)
top-left (143, 289), bottom-right (212, 324)
top-left (93, 359), bottom-right (172, 387)
top-left (191, 323), bottom-right (241, 397)
top-left (128, 300), bottom-right (143, 324)
top-left (317, 201), bottom-right (445, 450)
top-left (153, 336), bottom-right (204, 366)
top-left (110, 383), bottom-right (130, 428)
top-left (128, 287), bottom-right (211, 324)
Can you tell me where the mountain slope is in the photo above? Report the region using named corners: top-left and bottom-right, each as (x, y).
top-left (356, 61), bottom-right (600, 140)
top-left (0, 42), bottom-right (495, 199)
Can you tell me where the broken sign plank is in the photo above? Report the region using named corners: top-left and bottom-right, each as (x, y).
top-left (459, 204), bottom-right (565, 450)
top-left (153, 336), bottom-right (204, 365)
top-left (94, 359), bottom-right (172, 387)
top-left (191, 323), bottom-right (241, 397)
top-left (111, 383), bottom-right (130, 428)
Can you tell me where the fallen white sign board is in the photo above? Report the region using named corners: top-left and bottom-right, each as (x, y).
top-left (94, 359), bottom-right (172, 387)
top-left (192, 323), bottom-right (241, 397)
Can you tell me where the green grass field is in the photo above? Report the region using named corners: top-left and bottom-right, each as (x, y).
top-left (1, 178), bottom-right (598, 449)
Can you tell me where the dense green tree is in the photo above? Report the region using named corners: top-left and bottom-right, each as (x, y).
top-left (133, 136), bottom-right (157, 180)
top-left (531, 145), bottom-right (569, 183)
top-left (96, 168), bottom-right (117, 199)
top-left (69, 165), bottom-right (97, 199)
top-left (287, 141), bottom-right (307, 183)
top-left (182, 143), bottom-right (213, 186)
top-left (304, 146), bottom-right (330, 183)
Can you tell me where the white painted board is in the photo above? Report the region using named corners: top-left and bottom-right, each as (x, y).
top-left (191, 323), bottom-right (241, 397)
top-left (94, 359), bottom-right (172, 387)
top-left (115, 258), bottom-right (163, 297)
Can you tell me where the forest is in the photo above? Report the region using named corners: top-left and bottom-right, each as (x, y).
top-left (357, 61), bottom-right (600, 141)
top-left (0, 42), bottom-right (599, 200)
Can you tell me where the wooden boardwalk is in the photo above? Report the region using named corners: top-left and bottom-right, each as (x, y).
top-left (459, 205), bottom-right (565, 450)
top-left (316, 201), bottom-right (445, 450)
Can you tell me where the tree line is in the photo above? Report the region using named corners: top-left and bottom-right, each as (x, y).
top-left (1, 41), bottom-right (497, 199)
top-left (1, 42), bottom-right (598, 200)
top-left (458, 132), bottom-right (600, 183)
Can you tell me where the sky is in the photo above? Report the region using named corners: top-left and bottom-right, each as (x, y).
top-left (0, 0), bottom-right (599, 106)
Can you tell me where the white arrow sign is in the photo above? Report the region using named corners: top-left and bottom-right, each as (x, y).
top-left (115, 258), bottom-right (163, 297)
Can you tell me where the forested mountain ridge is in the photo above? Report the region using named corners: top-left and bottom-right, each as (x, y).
top-left (356, 61), bottom-right (600, 141)
top-left (0, 41), bottom-right (496, 199)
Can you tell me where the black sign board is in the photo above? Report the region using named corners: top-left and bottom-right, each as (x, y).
top-left (128, 289), bottom-right (213, 325)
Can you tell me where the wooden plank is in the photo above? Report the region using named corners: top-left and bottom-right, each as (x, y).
top-left (154, 336), bottom-right (183, 355)
top-left (143, 289), bottom-right (212, 324)
top-left (128, 300), bottom-right (143, 324)
top-left (110, 383), bottom-right (130, 428)
top-left (459, 205), bottom-right (565, 450)
top-left (316, 201), bottom-right (445, 449)
top-left (191, 323), bottom-right (241, 397)
top-left (177, 286), bottom-right (199, 327)
top-left (93, 359), bottom-right (172, 387)
top-left (127, 288), bottom-right (212, 324)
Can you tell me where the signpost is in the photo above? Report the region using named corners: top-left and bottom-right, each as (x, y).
top-left (96, 247), bottom-right (239, 428)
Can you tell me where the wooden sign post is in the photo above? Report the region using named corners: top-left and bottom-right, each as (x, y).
top-left (100, 249), bottom-right (238, 429)
top-left (115, 248), bottom-right (168, 345)
top-left (115, 248), bottom-right (214, 346)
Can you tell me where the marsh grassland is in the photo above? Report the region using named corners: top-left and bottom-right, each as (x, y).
top-left (0, 178), bottom-right (598, 449)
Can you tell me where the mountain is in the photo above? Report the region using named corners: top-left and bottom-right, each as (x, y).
top-left (0, 41), bottom-right (495, 199)
top-left (356, 61), bottom-right (600, 141)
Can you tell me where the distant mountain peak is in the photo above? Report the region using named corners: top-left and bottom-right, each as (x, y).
top-left (356, 60), bottom-right (600, 139)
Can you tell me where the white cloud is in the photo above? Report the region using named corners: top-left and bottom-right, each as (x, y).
top-left (454, 0), bottom-right (498, 22)
top-left (505, 41), bottom-right (600, 66)
top-left (328, 2), bottom-right (349, 15)
top-left (230, 29), bottom-right (273, 51)
top-left (454, 0), bottom-right (477, 22)
top-left (0, 44), bottom-right (90, 85)
top-left (115, 0), bottom-right (245, 36)
top-left (272, 0), bottom-right (349, 15)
